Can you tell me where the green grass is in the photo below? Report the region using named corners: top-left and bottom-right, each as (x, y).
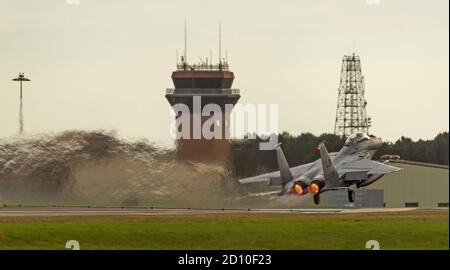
top-left (0, 210), bottom-right (448, 250)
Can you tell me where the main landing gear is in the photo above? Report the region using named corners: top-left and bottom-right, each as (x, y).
top-left (313, 194), bottom-right (320, 205)
top-left (348, 189), bottom-right (355, 203)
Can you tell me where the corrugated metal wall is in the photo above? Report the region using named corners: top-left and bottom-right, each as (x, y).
top-left (321, 189), bottom-right (384, 208)
top-left (363, 162), bottom-right (449, 208)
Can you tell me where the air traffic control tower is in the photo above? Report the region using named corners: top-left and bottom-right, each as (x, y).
top-left (165, 56), bottom-right (240, 161)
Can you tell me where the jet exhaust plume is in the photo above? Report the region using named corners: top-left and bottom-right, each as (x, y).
top-left (0, 130), bottom-right (305, 208)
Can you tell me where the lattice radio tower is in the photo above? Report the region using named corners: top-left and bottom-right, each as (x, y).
top-left (334, 53), bottom-right (371, 137)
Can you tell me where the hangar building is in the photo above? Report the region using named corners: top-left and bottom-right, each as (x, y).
top-left (365, 160), bottom-right (448, 208)
top-left (322, 160), bottom-right (449, 208)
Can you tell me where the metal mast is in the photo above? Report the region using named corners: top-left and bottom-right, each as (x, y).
top-left (334, 53), bottom-right (371, 137)
top-left (12, 73), bottom-right (31, 134)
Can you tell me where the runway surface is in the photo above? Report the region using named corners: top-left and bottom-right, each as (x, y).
top-left (0, 206), bottom-right (445, 217)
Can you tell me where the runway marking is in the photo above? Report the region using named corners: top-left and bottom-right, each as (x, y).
top-left (0, 206), bottom-right (445, 217)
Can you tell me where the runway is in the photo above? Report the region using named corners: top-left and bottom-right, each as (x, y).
top-left (0, 206), bottom-right (444, 217)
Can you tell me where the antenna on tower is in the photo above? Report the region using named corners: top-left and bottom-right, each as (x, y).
top-left (219, 21), bottom-right (222, 66)
top-left (184, 19), bottom-right (187, 64)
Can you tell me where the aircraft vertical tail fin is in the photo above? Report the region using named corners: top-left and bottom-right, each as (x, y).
top-left (318, 142), bottom-right (339, 183)
top-left (275, 143), bottom-right (293, 187)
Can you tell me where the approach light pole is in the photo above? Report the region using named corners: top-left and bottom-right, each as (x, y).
top-left (12, 73), bottom-right (31, 134)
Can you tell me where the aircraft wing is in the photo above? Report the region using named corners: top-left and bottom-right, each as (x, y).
top-left (341, 159), bottom-right (401, 180)
top-left (238, 162), bottom-right (314, 186)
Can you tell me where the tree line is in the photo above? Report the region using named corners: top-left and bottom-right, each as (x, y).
top-left (230, 132), bottom-right (449, 177)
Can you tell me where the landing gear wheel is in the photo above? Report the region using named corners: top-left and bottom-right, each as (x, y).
top-left (348, 189), bottom-right (355, 203)
top-left (313, 194), bottom-right (320, 205)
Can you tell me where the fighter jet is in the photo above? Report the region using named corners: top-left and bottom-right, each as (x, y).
top-left (238, 133), bottom-right (401, 205)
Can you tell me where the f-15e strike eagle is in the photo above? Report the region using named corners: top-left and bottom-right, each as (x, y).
top-left (239, 133), bottom-right (401, 205)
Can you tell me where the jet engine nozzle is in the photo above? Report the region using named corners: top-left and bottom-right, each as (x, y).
top-left (292, 181), bottom-right (308, 195)
top-left (309, 180), bottom-right (325, 194)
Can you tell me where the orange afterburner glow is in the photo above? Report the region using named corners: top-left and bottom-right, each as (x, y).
top-left (293, 183), bottom-right (303, 194)
top-left (310, 183), bottom-right (320, 194)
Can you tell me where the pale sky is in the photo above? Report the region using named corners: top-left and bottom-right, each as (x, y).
top-left (0, 0), bottom-right (448, 146)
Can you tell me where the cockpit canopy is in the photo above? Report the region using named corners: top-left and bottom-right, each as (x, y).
top-left (344, 133), bottom-right (371, 147)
